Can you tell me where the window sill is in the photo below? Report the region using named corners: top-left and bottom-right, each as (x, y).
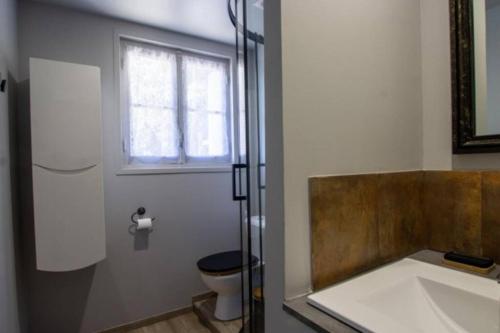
top-left (116, 164), bottom-right (232, 175)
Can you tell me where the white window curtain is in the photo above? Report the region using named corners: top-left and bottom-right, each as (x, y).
top-left (124, 41), bottom-right (179, 163)
top-left (182, 55), bottom-right (230, 161)
top-left (121, 39), bottom-right (231, 167)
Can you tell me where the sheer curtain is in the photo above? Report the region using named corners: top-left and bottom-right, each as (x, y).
top-left (124, 41), bottom-right (179, 162)
top-left (182, 55), bottom-right (230, 160)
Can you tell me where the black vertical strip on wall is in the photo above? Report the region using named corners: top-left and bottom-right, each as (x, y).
top-left (254, 39), bottom-right (265, 303)
top-left (242, 0), bottom-right (255, 331)
top-left (233, 0), bottom-right (246, 330)
top-left (242, 0), bottom-right (255, 333)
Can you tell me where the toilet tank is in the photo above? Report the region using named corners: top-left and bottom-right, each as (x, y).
top-left (243, 215), bottom-right (265, 262)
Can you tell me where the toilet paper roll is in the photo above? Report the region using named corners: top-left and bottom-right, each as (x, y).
top-left (136, 217), bottom-right (153, 230)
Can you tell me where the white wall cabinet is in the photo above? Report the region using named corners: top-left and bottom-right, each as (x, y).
top-left (30, 58), bottom-right (105, 271)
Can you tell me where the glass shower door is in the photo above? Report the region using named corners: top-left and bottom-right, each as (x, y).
top-left (230, 0), bottom-right (265, 332)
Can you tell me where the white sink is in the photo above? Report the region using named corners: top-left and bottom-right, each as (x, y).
top-left (307, 258), bottom-right (500, 333)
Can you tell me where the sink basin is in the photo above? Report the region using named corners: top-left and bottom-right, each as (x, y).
top-left (307, 258), bottom-right (500, 333)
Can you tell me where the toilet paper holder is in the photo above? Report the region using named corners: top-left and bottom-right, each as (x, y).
top-left (130, 207), bottom-right (156, 225)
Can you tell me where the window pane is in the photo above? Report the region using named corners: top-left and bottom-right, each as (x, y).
top-left (125, 43), bottom-right (177, 108)
top-left (187, 111), bottom-right (227, 157)
top-left (130, 106), bottom-right (179, 159)
top-left (183, 55), bottom-right (229, 158)
top-left (123, 41), bottom-right (179, 160)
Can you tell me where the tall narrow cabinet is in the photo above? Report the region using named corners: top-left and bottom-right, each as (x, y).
top-left (30, 58), bottom-right (105, 272)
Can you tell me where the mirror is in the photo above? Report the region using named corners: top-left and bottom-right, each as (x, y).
top-left (451, 0), bottom-right (500, 152)
top-left (473, 0), bottom-right (500, 136)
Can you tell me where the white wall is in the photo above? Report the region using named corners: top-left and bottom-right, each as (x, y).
top-left (266, 2), bottom-right (423, 332)
top-left (421, 0), bottom-right (453, 170)
top-left (18, 2), bottom-right (240, 332)
top-left (0, 1), bottom-right (20, 333)
top-left (281, 0), bottom-right (423, 298)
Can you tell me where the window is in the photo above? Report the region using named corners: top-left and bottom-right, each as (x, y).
top-left (120, 39), bottom-right (232, 170)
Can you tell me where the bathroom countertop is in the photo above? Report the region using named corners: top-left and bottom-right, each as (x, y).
top-left (283, 250), bottom-right (500, 333)
top-left (283, 296), bottom-right (359, 333)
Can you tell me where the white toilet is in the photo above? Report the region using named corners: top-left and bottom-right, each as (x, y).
top-left (197, 216), bottom-right (265, 321)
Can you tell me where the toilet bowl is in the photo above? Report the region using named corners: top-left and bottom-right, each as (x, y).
top-left (199, 270), bottom-right (242, 320)
top-left (198, 216), bottom-right (265, 321)
top-left (197, 250), bottom-right (258, 321)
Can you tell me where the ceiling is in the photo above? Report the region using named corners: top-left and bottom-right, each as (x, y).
top-left (29, 0), bottom-right (255, 44)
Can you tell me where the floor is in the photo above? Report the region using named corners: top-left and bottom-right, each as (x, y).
top-left (120, 296), bottom-right (242, 333)
top-left (193, 297), bottom-right (242, 333)
top-left (126, 311), bottom-right (211, 333)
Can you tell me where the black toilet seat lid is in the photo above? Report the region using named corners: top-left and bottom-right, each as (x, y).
top-left (197, 250), bottom-right (259, 273)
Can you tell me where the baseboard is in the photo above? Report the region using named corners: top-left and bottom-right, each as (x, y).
top-left (192, 290), bottom-right (216, 303)
top-left (98, 305), bottom-right (192, 333)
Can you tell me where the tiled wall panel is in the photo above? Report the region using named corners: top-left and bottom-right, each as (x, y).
top-left (310, 170), bottom-right (500, 290)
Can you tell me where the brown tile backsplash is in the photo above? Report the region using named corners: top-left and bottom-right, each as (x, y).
top-left (482, 172), bottom-right (500, 262)
top-left (310, 170), bottom-right (500, 290)
top-left (310, 175), bottom-right (379, 290)
top-left (424, 171), bottom-right (482, 256)
top-left (378, 172), bottom-right (426, 261)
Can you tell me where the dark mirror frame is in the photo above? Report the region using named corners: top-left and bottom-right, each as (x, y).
top-left (451, 0), bottom-right (500, 153)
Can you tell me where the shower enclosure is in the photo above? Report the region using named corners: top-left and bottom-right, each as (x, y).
top-left (229, 0), bottom-right (265, 332)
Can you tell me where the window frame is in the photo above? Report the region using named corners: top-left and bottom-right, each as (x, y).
top-left (117, 36), bottom-right (234, 174)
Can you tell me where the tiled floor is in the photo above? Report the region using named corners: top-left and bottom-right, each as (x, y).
top-left (127, 311), bottom-right (211, 333)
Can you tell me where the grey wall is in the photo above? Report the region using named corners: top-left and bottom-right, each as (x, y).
top-left (18, 1), bottom-right (239, 332)
top-left (0, 0), bottom-right (18, 74)
top-left (0, 0), bottom-right (21, 332)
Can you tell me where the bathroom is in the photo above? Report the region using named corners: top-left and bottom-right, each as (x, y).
top-left (1, 0), bottom-right (500, 333)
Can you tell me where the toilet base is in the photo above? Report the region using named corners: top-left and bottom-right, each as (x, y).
top-left (214, 292), bottom-right (241, 321)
